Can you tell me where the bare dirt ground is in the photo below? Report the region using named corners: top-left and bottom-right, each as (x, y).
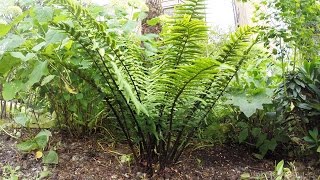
top-left (1, 129), bottom-right (319, 180)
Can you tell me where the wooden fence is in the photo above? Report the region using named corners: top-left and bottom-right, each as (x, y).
top-left (0, 100), bottom-right (20, 119)
top-left (0, 84), bottom-right (21, 119)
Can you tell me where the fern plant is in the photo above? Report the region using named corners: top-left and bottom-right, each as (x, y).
top-left (1, 0), bottom-right (259, 173)
top-left (47, 0), bottom-right (258, 172)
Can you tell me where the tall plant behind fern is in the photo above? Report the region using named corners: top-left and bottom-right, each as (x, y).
top-left (0, 0), bottom-right (259, 173)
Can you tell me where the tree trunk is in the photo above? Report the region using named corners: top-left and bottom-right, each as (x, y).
top-left (142, 0), bottom-right (163, 34)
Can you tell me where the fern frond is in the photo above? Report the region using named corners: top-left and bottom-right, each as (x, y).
top-left (157, 0), bottom-right (208, 70)
top-left (162, 26), bottom-right (259, 163)
top-left (174, 0), bottom-right (206, 20)
top-left (164, 58), bottom-right (221, 128)
top-left (110, 61), bottom-right (148, 115)
top-left (207, 27), bottom-right (258, 105)
top-left (163, 58), bottom-right (220, 103)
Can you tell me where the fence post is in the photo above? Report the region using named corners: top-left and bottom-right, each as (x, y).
top-left (0, 83), bottom-right (6, 119)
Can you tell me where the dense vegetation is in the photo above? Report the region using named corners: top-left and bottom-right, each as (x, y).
top-left (0, 0), bottom-right (319, 177)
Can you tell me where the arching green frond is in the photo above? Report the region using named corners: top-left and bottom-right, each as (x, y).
top-left (163, 58), bottom-right (222, 126)
top-left (161, 58), bottom-right (220, 103)
top-left (197, 26), bottom-right (258, 110)
top-left (160, 26), bottom-right (259, 163)
top-left (158, 0), bottom-right (208, 70)
top-left (110, 61), bottom-right (148, 115)
top-left (174, 0), bottom-right (206, 20)
top-left (115, 38), bottom-right (149, 100)
top-left (218, 26), bottom-right (257, 64)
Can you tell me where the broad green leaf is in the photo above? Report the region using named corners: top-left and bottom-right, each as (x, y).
top-left (63, 93), bottom-right (70, 100)
top-left (267, 139), bottom-right (277, 151)
top-left (317, 146), bottom-right (320, 153)
top-left (258, 143), bottom-right (269, 157)
top-left (132, 11), bottom-right (147, 20)
top-left (44, 44), bottom-right (55, 55)
top-left (63, 39), bottom-right (73, 50)
top-left (76, 93), bottom-right (83, 100)
top-left (256, 133), bottom-right (267, 147)
top-left (227, 92), bottom-right (272, 118)
top-left (35, 129), bottom-right (52, 138)
top-left (0, 53), bottom-right (21, 76)
top-left (32, 42), bottom-right (46, 51)
top-left (309, 128), bottom-right (319, 141)
top-left (41, 75), bottom-right (55, 86)
top-left (10, 52), bottom-right (25, 60)
top-left (238, 128), bottom-right (248, 143)
top-left (35, 130), bottom-right (52, 150)
top-left (45, 29), bottom-right (67, 44)
top-left (13, 113), bottom-right (29, 127)
top-left (147, 17), bottom-right (160, 26)
top-left (2, 81), bottom-right (23, 100)
top-left (32, 6), bottom-right (53, 23)
top-left (35, 135), bottom-right (49, 150)
top-left (252, 128), bottom-right (261, 138)
top-left (25, 53), bottom-right (36, 61)
top-left (123, 21), bottom-right (137, 32)
top-left (303, 136), bottom-right (314, 143)
top-left (53, 14), bottom-right (68, 23)
top-left (0, 24), bottom-right (11, 37)
top-left (0, 34), bottom-right (25, 52)
top-left (10, 52), bottom-right (35, 61)
top-left (17, 139), bottom-right (38, 152)
top-left (26, 61), bottom-right (48, 88)
top-left (42, 150), bottom-right (59, 164)
top-left (237, 122), bottom-right (248, 128)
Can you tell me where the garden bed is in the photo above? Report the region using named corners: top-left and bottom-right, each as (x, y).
top-left (1, 129), bottom-right (319, 179)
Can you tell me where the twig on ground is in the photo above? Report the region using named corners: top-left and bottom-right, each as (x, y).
top-left (0, 125), bottom-right (19, 139)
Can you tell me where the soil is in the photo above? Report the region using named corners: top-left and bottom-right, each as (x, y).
top-left (0, 129), bottom-right (319, 180)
